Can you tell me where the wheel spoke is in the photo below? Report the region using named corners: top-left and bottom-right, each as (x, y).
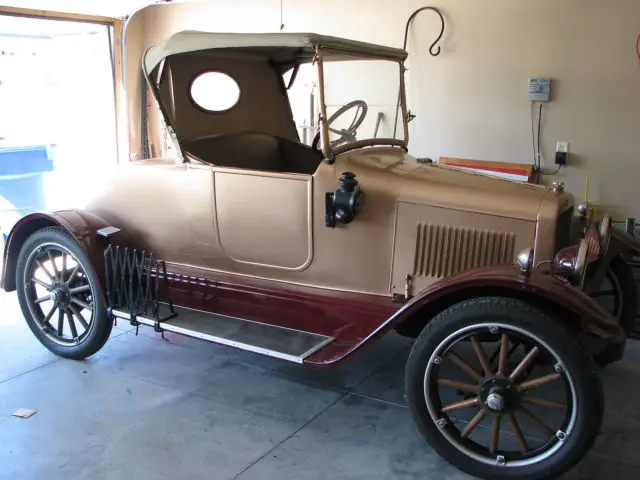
top-left (490, 414), bottom-right (501, 454)
top-left (509, 346), bottom-right (540, 382)
top-left (61, 254), bottom-right (67, 282)
top-left (71, 296), bottom-right (93, 311)
top-left (69, 285), bottom-right (90, 295)
top-left (442, 396), bottom-right (481, 413)
top-left (68, 304), bottom-right (89, 329)
top-left (591, 289), bottom-right (616, 298)
top-left (470, 335), bottom-right (493, 378)
top-left (57, 308), bottom-right (64, 336)
top-left (43, 304), bottom-right (57, 326)
top-left (437, 378), bottom-right (478, 393)
top-left (33, 277), bottom-right (52, 290)
top-left (460, 408), bottom-right (487, 438)
top-left (507, 413), bottom-right (528, 453)
top-left (35, 258), bottom-right (55, 282)
top-left (47, 250), bottom-right (60, 280)
top-left (65, 264), bottom-right (80, 285)
top-left (498, 333), bottom-right (510, 377)
top-left (66, 309), bottom-right (78, 339)
top-left (518, 372), bottom-right (562, 392)
top-left (521, 395), bottom-right (565, 410)
top-left (447, 353), bottom-right (483, 382)
top-left (518, 406), bottom-right (555, 437)
top-left (33, 294), bottom-right (51, 305)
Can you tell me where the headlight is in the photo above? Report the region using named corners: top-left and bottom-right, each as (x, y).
top-left (554, 239), bottom-right (589, 286)
top-left (516, 247), bottom-right (534, 272)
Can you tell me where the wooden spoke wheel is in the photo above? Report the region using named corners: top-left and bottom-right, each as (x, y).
top-left (16, 227), bottom-right (111, 359)
top-left (406, 297), bottom-right (603, 480)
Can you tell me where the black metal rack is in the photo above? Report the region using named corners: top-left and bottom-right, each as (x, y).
top-left (104, 244), bottom-right (176, 330)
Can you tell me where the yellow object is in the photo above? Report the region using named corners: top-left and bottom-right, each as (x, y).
top-left (584, 176), bottom-right (589, 203)
top-left (577, 175), bottom-right (597, 218)
top-left (585, 177), bottom-right (596, 216)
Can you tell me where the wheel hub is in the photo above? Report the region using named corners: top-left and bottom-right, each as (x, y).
top-left (486, 392), bottom-right (504, 411)
top-left (50, 282), bottom-right (71, 308)
top-left (479, 377), bottom-right (519, 413)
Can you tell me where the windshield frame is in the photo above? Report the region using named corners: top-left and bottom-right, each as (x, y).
top-left (314, 46), bottom-right (409, 160)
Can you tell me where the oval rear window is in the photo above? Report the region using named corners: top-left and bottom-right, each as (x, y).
top-left (190, 71), bottom-right (240, 112)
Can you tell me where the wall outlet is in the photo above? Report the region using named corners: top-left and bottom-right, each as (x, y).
top-left (555, 141), bottom-right (569, 166)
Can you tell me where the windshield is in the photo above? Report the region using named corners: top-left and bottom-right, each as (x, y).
top-left (286, 53), bottom-right (407, 154)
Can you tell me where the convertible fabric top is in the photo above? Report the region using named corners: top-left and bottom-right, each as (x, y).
top-left (143, 31), bottom-right (408, 73)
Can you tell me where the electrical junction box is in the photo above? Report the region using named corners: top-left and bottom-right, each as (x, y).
top-left (528, 77), bottom-right (551, 102)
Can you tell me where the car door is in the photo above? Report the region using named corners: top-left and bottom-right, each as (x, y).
top-left (212, 167), bottom-right (313, 271)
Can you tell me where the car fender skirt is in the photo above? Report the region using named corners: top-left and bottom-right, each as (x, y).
top-left (390, 264), bottom-right (625, 349)
top-left (1, 210), bottom-right (113, 292)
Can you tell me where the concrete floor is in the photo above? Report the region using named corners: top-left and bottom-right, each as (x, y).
top-left (1, 292), bottom-right (640, 480)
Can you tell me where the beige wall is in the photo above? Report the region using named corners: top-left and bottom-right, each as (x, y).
top-left (125, 0), bottom-right (639, 219)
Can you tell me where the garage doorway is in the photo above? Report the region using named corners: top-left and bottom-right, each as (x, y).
top-left (0, 12), bottom-right (118, 240)
top-left (0, 9), bottom-right (120, 308)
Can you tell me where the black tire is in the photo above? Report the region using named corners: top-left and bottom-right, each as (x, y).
top-left (405, 296), bottom-right (603, 480)
top-left (16, 227), bottom-right (112, 359)
top-left (603, 256), bottom-right (637, 336)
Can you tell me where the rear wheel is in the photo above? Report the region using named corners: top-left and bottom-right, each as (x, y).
top-left (16, 227), bottom-right (111, 359)
top-left (405, 297), bottom-right (603, 480)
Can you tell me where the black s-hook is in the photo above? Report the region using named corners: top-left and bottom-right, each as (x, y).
top-left (392, 6), bottom-right (445, 137)
top-left (403, 6), bottom-right (445, 56)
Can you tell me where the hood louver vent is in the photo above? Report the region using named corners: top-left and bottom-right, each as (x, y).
top-left (413, 223), bottom-right (516, 278)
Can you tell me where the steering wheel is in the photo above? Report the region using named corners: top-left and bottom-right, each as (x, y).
top-left (312, 100), bottom-right (368, 150)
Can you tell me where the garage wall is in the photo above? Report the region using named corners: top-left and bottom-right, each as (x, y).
top-left (10, 0), bottom-right (640, 218)
top-left (393, 0), bottom-right (640, 220)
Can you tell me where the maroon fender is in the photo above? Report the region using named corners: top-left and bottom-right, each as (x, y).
top-left (1, 209), bottom-right (113, 293)
top-left (390, 264), bottom-right (625, 343)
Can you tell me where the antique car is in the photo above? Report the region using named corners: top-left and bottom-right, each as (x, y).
top-left (2, 5), bottom-right (640, 479)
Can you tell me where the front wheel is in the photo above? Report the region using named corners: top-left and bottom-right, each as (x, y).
top-left (590, 255), bottom-right (638, 337)
top-left (16, 226), bottom-right (112, 359)
top-left (405, 297), bottom-right (603, 480)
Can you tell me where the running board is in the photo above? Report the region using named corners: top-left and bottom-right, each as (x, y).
top-left (110, 304), bottom-right (334, 364)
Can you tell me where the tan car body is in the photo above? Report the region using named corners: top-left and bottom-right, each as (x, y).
top-left (86, 149), bottom-right (570, 299)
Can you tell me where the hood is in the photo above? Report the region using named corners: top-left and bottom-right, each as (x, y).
top-left (339, 148), bottom-right (565, 222)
